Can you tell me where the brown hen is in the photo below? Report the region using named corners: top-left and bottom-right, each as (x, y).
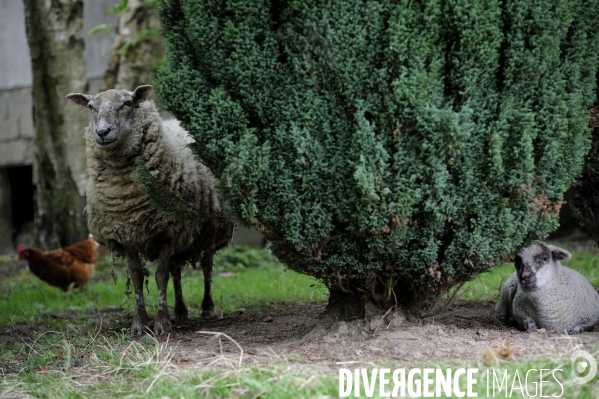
top-left (18, 236), bottom-right (99, 292)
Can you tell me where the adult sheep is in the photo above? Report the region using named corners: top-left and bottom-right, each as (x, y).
top-left (496, 242), bottom-right (599, 334)
top-left (66, 85), bottom-right (235, 335)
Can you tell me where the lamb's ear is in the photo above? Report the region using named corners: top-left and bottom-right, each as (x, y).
top-left (132, 85), bottom-right (153, 105)
top-left (66, 93), bottom-right (92, 107)
top-left (547, 245), bottom-right (572, 261)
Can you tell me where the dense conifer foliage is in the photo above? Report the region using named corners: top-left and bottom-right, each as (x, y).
top-left (155, 0), bottom-right (599, 317)
top-left (571, 109), bottom-right (599, 245)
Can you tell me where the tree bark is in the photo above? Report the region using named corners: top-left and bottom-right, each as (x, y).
top-left (320, 285), bottom-right (367, 325)
top-left (22, 0), bottom-right (89, 249)
top-left (102, 0), bottom-right (163, 91)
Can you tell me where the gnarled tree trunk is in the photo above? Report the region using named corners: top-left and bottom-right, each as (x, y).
top-left (23, 0), bottom-right (89, 249)
top-left (102, 0), bottom-right (163, 91)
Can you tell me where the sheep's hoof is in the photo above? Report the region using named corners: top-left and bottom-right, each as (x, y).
top-left (130, 308), bottom-right (149, 336)
top-left (521, 320), bottom-right (538, 331)
top-left (201, 309), bottom-right (216, 318)
top-left (174, 305), bottom-right (188, 322)
top-left (131, 319), bottom-right (149, 336)
top-left (568, 326), bottom-right (583, 335)
top-left (154, 319), bottom-right (172, 335)
top-left (175, 311), bottom-right (188, 322)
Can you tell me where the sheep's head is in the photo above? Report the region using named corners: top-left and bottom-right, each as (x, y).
top-left (514, 243), bottom-right (571, 290)
top-left (66, 85), bottom-right (153, 150)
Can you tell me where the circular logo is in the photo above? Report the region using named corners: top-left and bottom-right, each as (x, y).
top-left (571, 350), bottom-right (597, 385)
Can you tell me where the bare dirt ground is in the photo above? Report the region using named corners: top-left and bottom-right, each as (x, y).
top-left (1, 298), bottom-right (587, 373)
top-left (159, 300), bottom-right (599, 371)
top-left (3, 241), bottom-right (598, 373)
top-left (2, 290), bottom-right (598, 373)
top-left (161, 236), bottom-right (599, 372)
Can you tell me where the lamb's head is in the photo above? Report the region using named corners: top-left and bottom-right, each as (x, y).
top-left (515, 243), bottom-right (571, 290)
top-left (66, 85), bottom-right (153, 150)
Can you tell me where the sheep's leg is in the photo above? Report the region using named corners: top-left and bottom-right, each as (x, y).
top-left (127, 251), bottom-right (149, 336)
top-left (516, 317), bottom-right (538, 331)
top-left (568, 320), bottom-right (598, 334)
top-left (495, 274), bottom-right (517, 325)
top-left (512, 307), bottom-right (538, 331)
top-left (171, 264), bottom-right (188, 322)
top-left (154, 242), bottom-right (172, 335)
top-left (201, 250), bottom-right (215, 318)
top-left (568, 325), bottom-right (584, 334)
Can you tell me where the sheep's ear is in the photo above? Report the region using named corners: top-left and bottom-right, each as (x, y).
top-left (66, 93), bottom-right (92, 107)
top-left (547, 245), bottom-right (571, 261)
top-left (132, 85), bottom-right (153, 105)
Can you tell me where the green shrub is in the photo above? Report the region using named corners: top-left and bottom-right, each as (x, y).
top-left (155, 0), bottom-right (599, 318)
top-left (570, 113), bottom-right (599, 243)
top-left (214, 244), bottom-right (279, 271)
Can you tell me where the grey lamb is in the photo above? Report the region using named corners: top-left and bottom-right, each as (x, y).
top-left (66, 85), bottom-right (235, 335)
top-left (495, 242), bottom-right (599, 334)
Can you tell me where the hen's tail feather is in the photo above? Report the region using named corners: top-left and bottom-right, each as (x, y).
top-left (64, 236), bottom-right (99, 264)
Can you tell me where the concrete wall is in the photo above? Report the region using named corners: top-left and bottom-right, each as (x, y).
top-left (0, 0), bottom-right (33, 91)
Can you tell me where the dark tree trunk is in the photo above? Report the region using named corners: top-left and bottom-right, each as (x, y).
top-left (319, 275), bottom-right (447, 323)
top-left (22, 0), bottom-right (89, 249)
top-left (323, 286), bottom-right (367, 323)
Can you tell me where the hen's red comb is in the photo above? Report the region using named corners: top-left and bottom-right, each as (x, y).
top-left (17, 245), bottom-right (26, 257)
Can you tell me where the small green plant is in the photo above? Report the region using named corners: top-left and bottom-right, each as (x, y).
top-left (87, 0), bottom-right (161, 56)
top-left (214, 244), bottom-right (279, 271)
top-left (87, 1), bottom-right (131, 39)
top-left (117, 29), bottom-right (160, 54)
top-left (87, 23), bottom-right (111, 38)
top-left (108, 0), bottom-right (130, 14)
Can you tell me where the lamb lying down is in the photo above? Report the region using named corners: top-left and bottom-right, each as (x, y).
top-left (495, 243), bottom-right (599, 334)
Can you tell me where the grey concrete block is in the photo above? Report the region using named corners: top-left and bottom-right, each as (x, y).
top-left (0, 0), bottom-right (31, 90)
top-left (0, 87), bottom-right (34, 142)
top-left (0, 139), bottom-right (34, 167)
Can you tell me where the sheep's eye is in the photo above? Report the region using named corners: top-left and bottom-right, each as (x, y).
top-left (87, 104), bottom-right (94, 110)
top-left (536, 253), bottom-right (549, 264)
top-left (124, 100), bottom-right (133, 107)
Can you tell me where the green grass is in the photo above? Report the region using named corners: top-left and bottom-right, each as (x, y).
top-left (0, 245), bottom-right (327, 327)
top-left (458, 242), bottom-right (599, 302)
top-left (3, 243), bottom-right (599, 398)
top-left (1, 326), bottom-right (598, 398)
top-left (5, 242), bottom-right (596, 325)
top-left (0, 326), bottom-right (340, 398)
top-left (0, 245), bottom-right (333, 397)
